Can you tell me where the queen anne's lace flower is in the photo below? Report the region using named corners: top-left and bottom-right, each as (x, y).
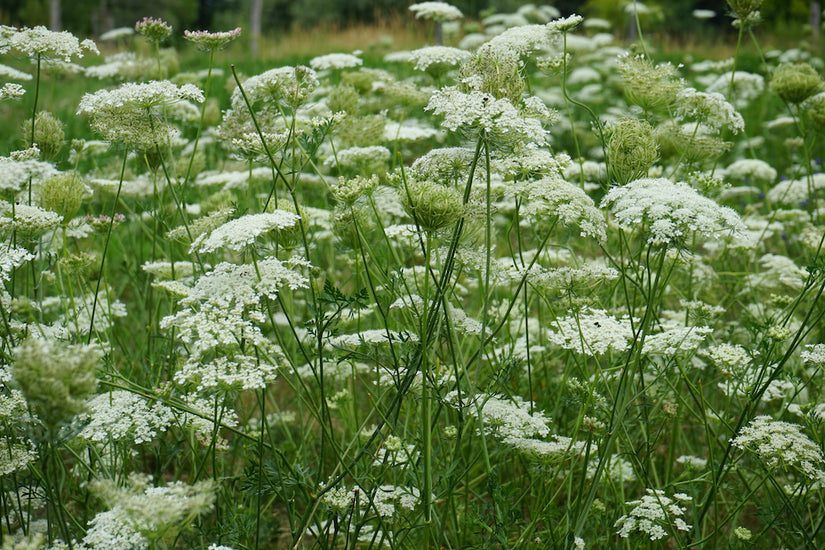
top-left (732, 416), bottom-right (825, 482)
top-left (179, 259), bottom-right (309, 307)
top-left (184, 27), bottom-right (242, 51)
top-left (601, 178), bottom-right (746, 245)
top-left (0, 82), bottom-right (25, 100)
top-left (0, 246), bottom-right (33, 281)
top-left (512, 175), bottom-right (606, 240)
top-left (232, 65), bottom-right (319, 111)
top-left (77, 391), bottom-right (175, 445)
top-left (549, 308), bottom-right (634, 356)
top-left (426, 87), bottom-right (550, 145)
top-left (409, 2), bottom-right (463, 21)
top-left (0, 25), bottom-right (98, 61)
top-left (175, 354), bottom-right (278, 391)
top-left (309, 52), bottom-right (362, 71)
top-left (190, 211), bottom-right (300, 254)
top-left (615, 489), bottom-right (692, 540)
top-left (675, 87), bottom-right (745, 133)
top-left (448, 392), bottom-right (551, 439)
top-left (77, 80), bottom-right (204, 146)
top-left (408, 46), bottom-right (471, 73)
top-left (642, 324), bottom-right (713, 355)
top-left (723, 158), bottom-right (776, 182)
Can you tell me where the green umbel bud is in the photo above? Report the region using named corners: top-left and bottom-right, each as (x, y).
top-left (809, 94), bottom-right (825, 134)
top-left (459, 44), bottom-right (524, 104)
top-left (401, 179), bottom-right (464, 232)
top-left (39, 171), bottom-right (86, 224)
top-left (21, 111), bottom-right (64, 160)
top-left (727, 0), bottom-right (762, 19)
top-left (769, 62), bottom-right (824, 105)
top-left (607, 118), bottom-right (658, 185)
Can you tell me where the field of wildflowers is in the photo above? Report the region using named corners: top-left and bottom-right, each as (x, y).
top-left (1, 1), bottom-right (825, 548)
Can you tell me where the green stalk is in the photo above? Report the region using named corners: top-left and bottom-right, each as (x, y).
top-left (87, 150), bottom-right (128, 343)
top-left (28, 53), bottom-right (41, 206)
top-left (421, 230), bottom-right (433, 549)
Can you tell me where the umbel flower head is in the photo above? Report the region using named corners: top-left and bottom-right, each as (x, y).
top-left (399, 178), bottom-right (464, 232)
top-left (232, 65), bottom-right (319, 112)
top-left (769, 62), bottom-right (825, 105)
top-left (0, 25), bottom-right (98, 62)
top-left (91, 474), bottom-right (216, 545)
top-left (184, 27), bottom-right (242, 51)
top-left (809, 93), bottom-right (825, 134)
top-left (615, 489), bottom-right (692, 541)
top-left (77, 80), bottom-right (204, 147)
top-left (409, 2), bottom-right (463, 22)
top-left (12, 337), bottom-right (100, 431)
top-left (20, 111), bottom-right (64, 159)
top-left (606, 117), bottom-right (658, 185)
top-left (38, 170), bottom-right (87, 224)
top-left (135, 17), bottom-right (173, 43)
top-left (617, 55), bottom-right (684, 113)
top-left (601, 177), bottom-right (745, 246)
top-left (189, 210), bottom-right (301, 254)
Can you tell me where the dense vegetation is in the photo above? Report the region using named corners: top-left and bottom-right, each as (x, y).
top-left (1, 1), bottom-right (825, 549)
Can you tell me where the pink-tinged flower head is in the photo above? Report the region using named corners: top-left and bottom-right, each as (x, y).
top-left (184, 27), bottom-right (242, 51)
top-left (135, 17), bottom-right (173, 42)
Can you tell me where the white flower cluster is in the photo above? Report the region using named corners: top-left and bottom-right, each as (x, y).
top-left (0, 437), bottom-right (37, 476)
top-left (706, 71), bottom-right (765, 104)
top-left (326, 145), bottom-right (391, 170)
top-left (766, 173), bottom-right (825, 206)
top-left (408, 46), bottom-right (471, 72)
top-left (601, 178), bottom-right (746, 245)
top-left (486, 24), bottom-right (555, 56)
top-left (78, 80), bottom-right (204, 114)
top-left (802, 344), bottom-right (825, 367)
top-left (329, 329), bottom-right (419, 348)
top-left (0, 201), bottom-right (62, 234)
top-left (493, 146), bottom-right (569, 181)
top-left (321, 483), bottom-right (421, 518)
top-left (747, 253), bottom-right (808, 293)
top-left (175, 354), bottom-right (278, 391)
top-left (675, 88), bottom-right (745, 133)
top-left (190, 211), bottom-right (300, 254)
top-left (373, 435), bottom-right (419, 467)
top-left (83, 507), bottom-right (149, 550)
top-left (503, 433), bottom-right (591, 463)
top-left (0, 63), bottom-right (32, 80)
top-left (77, 391), bottom-right (175, 445)
top-left (77, 80), bottom-right (204, 146)
top-left (615, 489), bottom-right (692, 540)
top-left (512, 175), bottom-right (606, 240)
top-left (408, 2), bottom-right (463, 21)
top-left (521, 263), bottom-right (619, 293)
top-left (161, 303), bottom-right (270, 359)
top-left (586, 455), bottom-right (636, 483)
top-left (425, 87), bottom-right (550, 145)
top-left (179, 259), bottom-right (309, 308)
top-left (642, 324), bottom-right (713, 355)
top-left (0, 246), bottom-right (33, 282)
top-left (231, 65), bottom-right (319, 111)
top-left (549, 307), bottom-right (634, 356)
top-left (0, 25), bottom-right (98, 61)
top-left (309, 53), bottom-right (363, 71)
top-left (732, 416), bottom-right (825, 482)
top-left (450, 393), bottom-right (551, 439)
top-left (723, 158), bottom-right (777, 183)
top-left (0, 82), bottom-right (25, 101)
top-left (90, 476), bottom-right (215, 543)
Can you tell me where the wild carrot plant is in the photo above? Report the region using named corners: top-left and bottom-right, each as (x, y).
top-left (0, 2), bottom-right (824, 548)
